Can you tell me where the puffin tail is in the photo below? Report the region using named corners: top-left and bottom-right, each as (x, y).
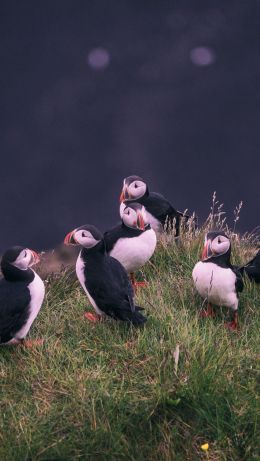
top-left (120, 305), bottom-right (147, 325)
top-left (129, 309), bottom-right (147, 326)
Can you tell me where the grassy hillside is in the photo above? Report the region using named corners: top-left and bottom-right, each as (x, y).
top-left (0, 212), bottom-right (259, 460)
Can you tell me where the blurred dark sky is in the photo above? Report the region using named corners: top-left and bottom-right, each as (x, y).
top-left (0, 0), bottom-right (259, 251)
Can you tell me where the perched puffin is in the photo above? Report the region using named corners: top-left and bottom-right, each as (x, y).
top-left (240, 249), bottom-right (260, 283)
top-left (64, 224), bottom-right (147, 325)
top-left (119, 175), bottom-right (188, 236)
top-left (192, 231), bottom-right (243, 330)
top-left (104, 203), bottom-right (157, 288)
top-left (0, 246), bottom-right (45, 346)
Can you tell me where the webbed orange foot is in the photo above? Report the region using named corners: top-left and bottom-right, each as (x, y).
top-left (84, 312), bottom-right (101, 323)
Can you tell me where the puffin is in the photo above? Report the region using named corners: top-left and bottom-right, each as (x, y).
top-left (0, 246), bottom-right (45, 346)
top-left (192, 231), bottom-right (243, 330)
top-left (119, 175), bottom-right (188, 236)
top-left (240, 249), bottom-right (260, 283)
top-left (64, 224), bottom-right (147, 325)
top-left (104, 202), bottom-right (157, 288)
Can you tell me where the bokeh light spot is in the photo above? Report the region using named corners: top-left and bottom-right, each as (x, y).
top-left (190, 46), bottom-right (216, 66)
top-left (87, 47), bottom-right (110, 70)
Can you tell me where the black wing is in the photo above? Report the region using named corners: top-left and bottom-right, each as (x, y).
top-left (232, 265), bottom-right (244, 293)
top-left (85, 256), bottom-right (146, 324)
top-left (103, 224), bottom-right (123, 253)
top-left (0, 280), bottom-right (30, 343)
top-left (240, 250), bottom-right (260, 284)
top-left (141, 192), bottom-right (182, 234)
top-left (143, 192), bottom-right (178, 222)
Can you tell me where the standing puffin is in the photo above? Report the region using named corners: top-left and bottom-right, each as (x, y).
top-left (104, 203), bottom-right (157, 288)
top-left (192, 231), bottom-right (243, 330)
top-left (119, 175), bottom-right (188, 236)
top-left (0, 246), bottom-right (45, 346)
top-left (64, 224), bottom-right (147, 325)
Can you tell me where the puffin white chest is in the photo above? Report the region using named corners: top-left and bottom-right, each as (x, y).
top-left (109, 228), bottom-right (157, 273)
top-left (76, 254), bottom-right (103, 315)
top-left (192, 261), bottom-right (238, 309)
top-left (16, 272), bottom-right (45, 339)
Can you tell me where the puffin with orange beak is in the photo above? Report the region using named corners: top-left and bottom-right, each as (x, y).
top-left (64, 224), bottom-right (147, 325)
top-left (119, 175), bottom-right (189, 236)
top-left (192, 231), bottom-right (243, 331)
top-left (0, 246), bottom-right (45, 346)
top-left (104, 203), bottom-right (157, 288)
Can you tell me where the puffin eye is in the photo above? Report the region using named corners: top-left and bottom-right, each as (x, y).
top-left (24, 251), bottom-right (27, 258)
top-left (127, 210), bottom-right (130, 215)
top-left (134, 183), bottom-right (138, 188)
top-left (82, 232), bottom-right (85, 237)
top-left (218, 238), bottom-right (222, 244)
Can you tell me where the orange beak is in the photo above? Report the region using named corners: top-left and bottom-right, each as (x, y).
top-left (119, 190), bottom-right (125, 203)
top-left (201, 241), bottom-right (213, 260)
top-left (201, 242), bottom-right (208, 260)
top-left (29, 249), bottom-right (40, 266)
top-left (119, 186), bottom-right (130, 203)
top-left (137, 211), bottom-right (145, 230)
top-left (64, 230), bottom-right (76, 245)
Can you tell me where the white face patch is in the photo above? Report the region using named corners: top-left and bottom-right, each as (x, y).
top-left (74, 229), bottom-right (101, 248)
top-left (119, 201), bottom-right (126, 218)
top-left (211, 235), bottom-right (230, 256)
top-left (11, 249), bottom-right (32, 270)
top-left (127, 180), bottom-right (146, 199)
top-left (122, 206), bottom-right (138, 228)
top-left (122, 205), bottom-right (147, 229)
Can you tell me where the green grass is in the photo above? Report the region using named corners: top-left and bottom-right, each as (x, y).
top-left (0, 225), bottom-right (259, 460)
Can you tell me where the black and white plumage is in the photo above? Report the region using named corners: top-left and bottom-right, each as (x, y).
top-left (104, 203), bottom-right (156, 279)
top-left (119, 175), bottom-right (187, 236)
top-left (0, 246), bottom-right (45, 345)
top-left (64, 224), bottom-right (147, 325)
top-left (239, 249), bottom-right (260, 283)
top-left (192, 231), bottom-right (243, 330)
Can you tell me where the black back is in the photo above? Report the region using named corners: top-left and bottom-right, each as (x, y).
top-left (125, 191), bottom-right (181, 234)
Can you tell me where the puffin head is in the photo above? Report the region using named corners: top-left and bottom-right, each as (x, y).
top-left (1, 246), bottom-right (40, 281)
top-left (122, 203), bottom-right (147, 231)
top-left (64, 224), bottom-right (104, 250)
top-left (201, 231), bottom-right (231, 262)
top-left (119, 175), bottom-right (148, 203)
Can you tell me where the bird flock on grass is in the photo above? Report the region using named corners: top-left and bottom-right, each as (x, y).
top-left (0, 175), bottom-right (259, 347)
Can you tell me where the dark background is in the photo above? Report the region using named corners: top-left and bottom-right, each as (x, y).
top-left (0, 0), bottom-right (259, 252)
